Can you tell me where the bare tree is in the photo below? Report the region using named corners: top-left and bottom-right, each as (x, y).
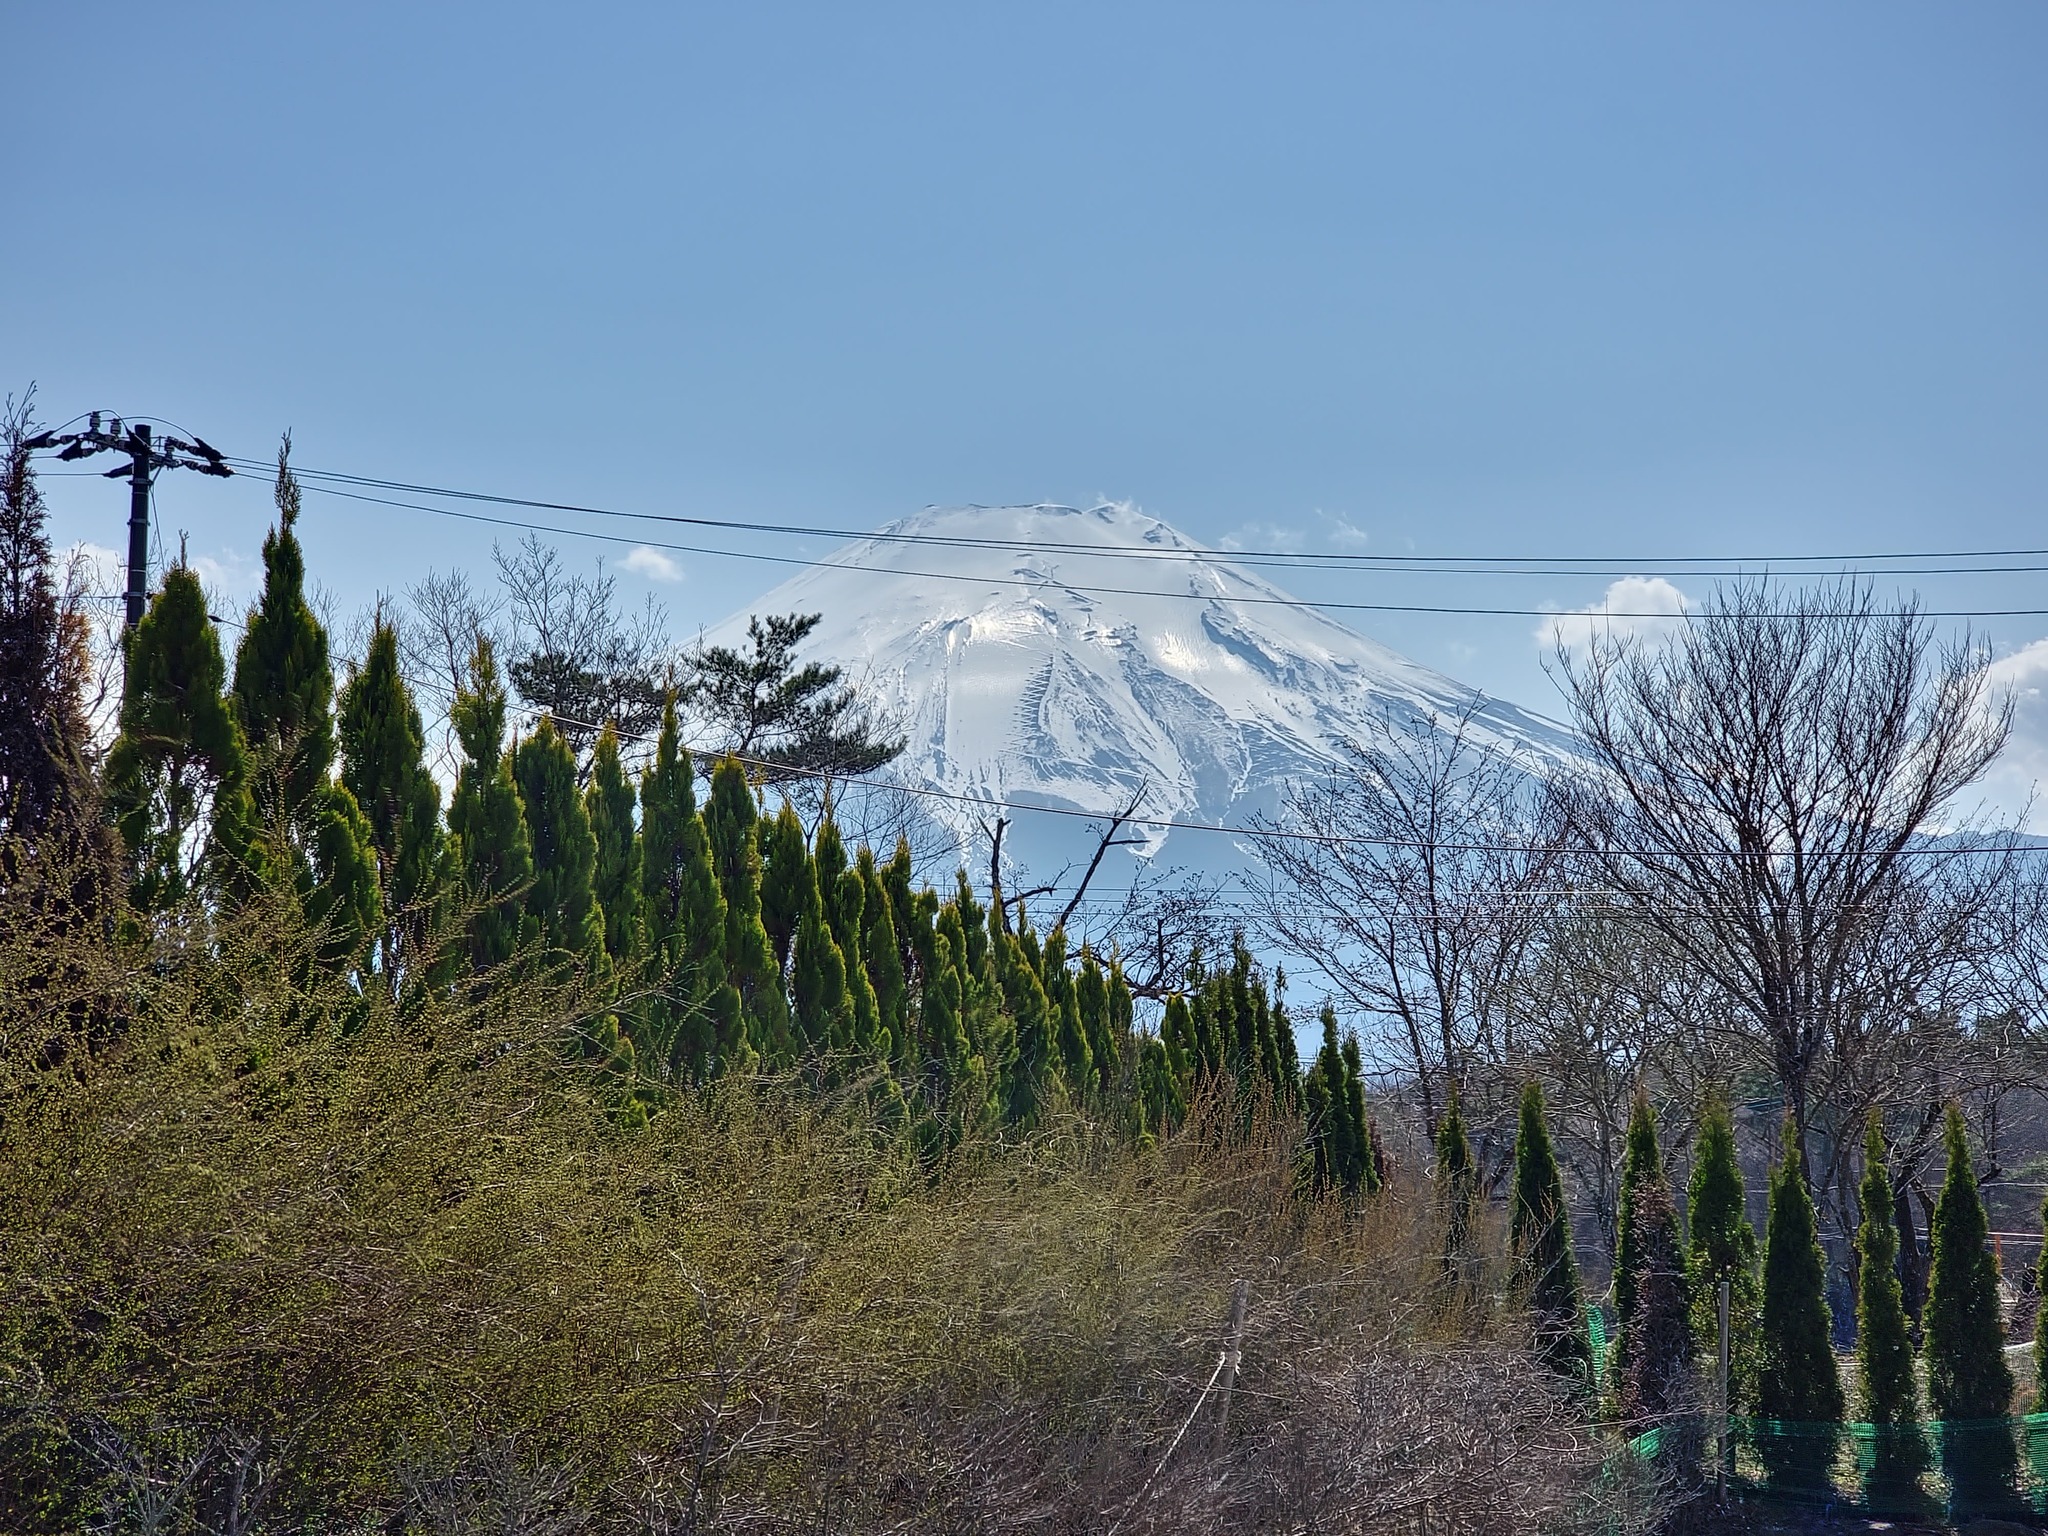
top-left (1248, 700), bottom-right (1564, 1133)
top-left (401, 566), bottom-right (504, 774)
top-left (1552, 578), bottom-right (2018, 1225)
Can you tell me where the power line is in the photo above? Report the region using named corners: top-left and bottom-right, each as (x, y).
top-left (291, 482), bottom-right (2048, 624)
top-left (217, 456), bottom-right (2048, 574)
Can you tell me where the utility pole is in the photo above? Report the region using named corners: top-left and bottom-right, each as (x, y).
top-left (22, 413), bottom-right (232, 630)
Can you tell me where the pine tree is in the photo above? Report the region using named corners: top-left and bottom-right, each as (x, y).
top-left (105, 566), bottom-right (257, 910)
top-left (1856, 1112), bottom-right (1928, 1509)
top-left (338, 616), bottom-right (443, 983)
top-left (1512, 1081), bottom-right (1592, 1385)
top-left (638, 700), bottom-right (741, 1077)
top-left (1686, 1088), bottom-right (1763, 1413)
top-left (446, 640), bottom-right (536, 974)
top-left (1924, 1104), bottom-right (2017, 1514)
top-left (514, 717), bottom-right (604, 964)
top-left (1435, 1081), bottom-right (1476, 1293)
top-left (585, 723), bottom-right (641, 967)
top-left (704, 756), bottom-right (790, 1061)
top-left (1757, 1115), bottom-right (1843, 1496)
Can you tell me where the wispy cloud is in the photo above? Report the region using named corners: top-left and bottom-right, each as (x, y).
top-left (1316, 509), bottom-right (1370, 549)
top-left (1974, 637), bottom-right (2048, 831)
top-left (1218, 521), bottom-right (1306, 554)
top-left (1536, 576), bottom-right (1691, 656)
top-left (623, 545), bottom-right (683, 582)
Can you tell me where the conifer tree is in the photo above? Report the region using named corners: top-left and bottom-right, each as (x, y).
top-left (1075, 947), bottom-right (1118, 1096)
top-left (813, 811), bottom-right (882, 1054)
top-left (105, 566), bottom-right (258, 910)
top-left (232, 442), bottom-right (380, 967)
top-left (338, 616), bottom-right (443, 982)
top-left (1435, 1081), bottom-right (1476, 1292)
top-left (0, 395), bottom-right (96, 850)
top-left (1619, 1174), bottom-right (1696, 1437)
top-left (999, 928), bottom-right (1054, 1126)
top-left (1041, 927), bottom-right (1093, 1097)
top-left (858, 846), bottom-right (908, 1057)
top-left (585, 723), bottom-right (640, 967)
top-left (1160, 993), bottom-right (1196, 1090)
top-left (1611, 1089), bottom-right (1664, 1382)
top-left (1512, 1081), bottom-right (1592, 1384)
top-left (758, 798), bottom-right (808, 975)
top-left (1856, 1113), bottom-right (1927, 1508)
top-left (1924, 1104), bottom-right (2017, 1513)
top-left (705, 756), bottom-right (790, 1060)
top-left (638, 700), bottom-right (740, 1076)
top-left (1686, 1088), bottom-right (1762, 1413)
top-left (514, 717), bottom-right (604, 964)
top-left (1757, 1115), bottom-right (1842, 1495)
top-left (2037, 1187), bottom-right (2048, 1414)
top-left (790, 868), bottom-right (854, 1056)
top-left (446, 640), bottom-right (536, 973)
top-left (1341, 1032), bottom-right (1379, 1193)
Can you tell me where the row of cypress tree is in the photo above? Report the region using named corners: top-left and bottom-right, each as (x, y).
top-left (1577, 1088), bottom-right (2048, 1509)
top-left (94, 447), bottom-right (1375, 1156)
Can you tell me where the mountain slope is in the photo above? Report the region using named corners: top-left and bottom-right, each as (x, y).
top-left (696, 502), bottom-right (1575, 876)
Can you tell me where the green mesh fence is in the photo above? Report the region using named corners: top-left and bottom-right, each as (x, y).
top-left (1603, 1413), bottom-right (2048, 1521)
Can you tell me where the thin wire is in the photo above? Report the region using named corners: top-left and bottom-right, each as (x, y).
top-left (294, 484), bottom-right (2048, 623)
top-left (218, 456), bottom-right (2048, 574)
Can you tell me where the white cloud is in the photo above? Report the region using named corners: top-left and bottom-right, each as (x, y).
top-left (1536, 576), bottom-right (1692, 656)
top-left (60, 541), bottom-right (124, 598)
top-left (1218, 521), bottom-right (1306, 554)
top-left (622, 545), bottom-right (683, 582)
top-left (1973, 638), bottom-right (2048, 832)
top-left (1316, 509), bottom-right (1370, 549)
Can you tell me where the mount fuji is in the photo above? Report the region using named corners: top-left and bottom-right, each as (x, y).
top-left (695, 502), bottom-right (1579, 892)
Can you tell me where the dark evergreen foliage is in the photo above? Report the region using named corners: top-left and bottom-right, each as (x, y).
top-left (1757, 1115), bottom-right (1842, 1496)
top-left (1856, 1113), bottom-right (1928, 1510)
top-left (1924, 1104), bottom-right (2018, 1515)
top-left (1511, 1081), bottom-right (1590, 1385)
top-left (1609, 1089), bottom-right (1665, 1393)
top-left (689, 612), bottom-right (904, 782)
top-left (1685, 1088), bottom-right (1761, 1413)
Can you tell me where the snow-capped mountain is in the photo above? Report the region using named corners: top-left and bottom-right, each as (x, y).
top-left (696, 502), bottom-right (1576, 884)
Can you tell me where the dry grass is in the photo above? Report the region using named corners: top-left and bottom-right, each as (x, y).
top-left (0, 862), bottom-right (1629, 1534)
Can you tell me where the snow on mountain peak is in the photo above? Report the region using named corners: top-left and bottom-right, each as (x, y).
top-left (699, 502), bottom-right (1575, 867)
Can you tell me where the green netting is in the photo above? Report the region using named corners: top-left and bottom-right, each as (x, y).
top-left (1587, 1303), bottom-right (1608, 1382)
top-left (1601, 1412), bottom-right (2048, 1522)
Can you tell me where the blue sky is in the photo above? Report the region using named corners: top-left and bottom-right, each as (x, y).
top-left (8, 3), bottom-right (2048, 798)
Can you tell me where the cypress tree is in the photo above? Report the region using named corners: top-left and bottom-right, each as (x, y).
top-left (813, 812), bottom-right (882, 1054)
top-left (757, 798), bottom-right (808, 975)
top-left (1160, 993), bottom-right (1195, 1095)
top-left (1041, 927), bottom-right (1093, 1097)
top-left (1341, 1032), bottom-right (1379, 1194)
top-left (1856, 1113), bottom-right (1928, 1509)
top-left (105, 565), bottom-right (257, 910)
top-left (1075, 946), bottom-right (1118, 1097)
top-left (338, 616), bottom-right (443, 983)
top-left (1611, 1089), bottom-right (1663, 1385)
top-left (0, 397), bottom-right (96, 849)
top-left (998, 928), bottom-right (1054, 1127)
top-left (1619, 1174), bottom-right (1696, 1439)
top-left (790, 862), bottom-right (853, 1055)
top-left (232, 439), bottom-right (334, 819)
top-left (704, 756), bottom-right (790, 1061)
top-left (2037, 1187), bottom-right (2048, 1414)
top-left (1435, 1081), bottom-right (1476, 1293)
top-left (446, 640), bottom-right (536, 974)
top-left (858, 847), bottom-right (908, 1058)
top-left (1686, 1088), bottom-right (1763, 1413)
top-left (513, 717), bottom-right (604, 964)
top-left (638, 700), bottom-right (741, 1077)
top-left (1757, 1115), bottom-right (1843, 1496)
top-left (1512, 1081), bottom-right (1592, 1385)
top-left (232, 442), bottom-right (380, 968)
top-left (585, 722), bottom-right (640, 967)
top-left (1924, 1104), bottom-right (2017, 1514)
